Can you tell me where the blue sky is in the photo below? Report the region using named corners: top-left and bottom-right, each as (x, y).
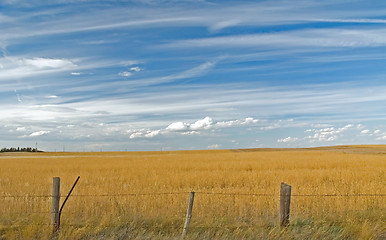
top-left (1, 0), bottom-right (386, 151)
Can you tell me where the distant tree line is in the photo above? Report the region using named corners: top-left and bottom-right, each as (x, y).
top-left (0, 147), bottom-right (42, 152)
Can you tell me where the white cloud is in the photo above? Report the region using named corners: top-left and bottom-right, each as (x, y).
top-left (376, 135), bottom-right (386, 140)
top-left (118, 71), bottom-right (132, 77)
top-left (119, 66), bottom-right (142, 77)
top-left (129, 129), bottom-right (162, 139)
top-left (71, 72), bottom-right (81, 75)
top-left (190, 116), bottom-right (214, 130)
top-left (181, 131), bottom-right (199, 135)
top-left (0, 56), bottom-right (78, 81)
top-left (46, 95), bottom-right (58, 99)
top-left (360, 129), bottom-right (370, 134)
top-left (145, 130), bottom-right (161, 138)
top-left (244, 117), bottom-right (259, 124)
top-left (16, 127), bottom-right (26, 131)
top-left (208, 144), bottom-right (220, 149)
top-left (129, 132), bottom-right (144, 139)
top-left (130, 116), bottom-right (260, 139)
top-left (216, 117), bottom-right (259, 127)
top-left (166, 122), bottom-right (189, 131)
top-left (166, 117), bottom-right (214, 132)
top-left (29, 130), bottom-right (50, 137)
top-left (305, 124), bottom-right (355, 142)
top-left (374, 129), bottom-right (381, 134)
top-left (340, 124), bottom-right (354, 131)
top-left (130, 66), bottom-right (142, 72)
top-left (22, 57), bottom-right (76, 69)
top-left (277, 137), bottom-right (299, 143)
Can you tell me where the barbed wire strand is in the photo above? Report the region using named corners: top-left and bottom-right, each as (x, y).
top-left (0, 192), bottom-right (385, 198)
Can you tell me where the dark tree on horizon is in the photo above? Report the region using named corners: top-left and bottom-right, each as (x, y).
top-left (0, 147), bottom-right (42, 152)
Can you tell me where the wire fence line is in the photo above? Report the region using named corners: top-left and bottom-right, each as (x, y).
top-left (1, 215), bottom-right (384, 228)
top-left (0, 192), bottom-right (385, 198)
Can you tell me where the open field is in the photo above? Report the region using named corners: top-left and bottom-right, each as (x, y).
top-left (0, 145), bottom-right (385, 239)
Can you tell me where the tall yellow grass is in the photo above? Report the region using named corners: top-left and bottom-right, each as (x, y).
top-left (0, 145), bottom-right (385, 239)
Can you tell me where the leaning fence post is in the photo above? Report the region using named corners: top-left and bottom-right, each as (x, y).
top-left (181, 191), bottom-right (195, 239)
top-left (58, 176), bottom-right (80, 229)
top-left (51, 177), bottom-right (60, 233)
top-left (280, 182), bottom-right (291, 227)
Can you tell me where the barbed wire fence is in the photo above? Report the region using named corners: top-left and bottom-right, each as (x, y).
top-left (0, 177), bottom-right (385, 238)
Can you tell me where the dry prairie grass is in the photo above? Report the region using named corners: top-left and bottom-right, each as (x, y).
top-left (0, 145), bottom-right (385, 239)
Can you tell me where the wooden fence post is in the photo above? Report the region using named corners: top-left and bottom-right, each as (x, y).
top-left (181, 192), bottom-right (195, 239)
top-left (280, 182), bottom-right (291, 227)
top-left (51, 177), bottom-right (60, 233)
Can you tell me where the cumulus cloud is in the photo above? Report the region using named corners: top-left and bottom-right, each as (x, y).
top-left (277, 137), bottom-right (299, 143)
top-left (207, 144), bottom-right (221, 149)
top-left (129, 132), bottom-right (144, 139)
top-left (166, 122), bottom-right (189, 131)
top-left (372, 129), bottom-right (385, 140)
top-left (305, 124), bottom-right (355, 142)
top-left (190, 117), bottom-right (214, 130)
top-left (130, 129), bottom-right (162, 139)
top-left (145, 130), bottom-right (161, 138)
top-left (129, 116), bottom-right (260, 139)
top-left (29, 130), bottom-right (50, 137)
top-left (374, 129), bottom-right (381, 134)
top-left (360, 129), bottom-right (370, 134)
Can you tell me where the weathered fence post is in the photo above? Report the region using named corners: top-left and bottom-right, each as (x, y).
top-left (51, 177), bottom-right (60, 233)
top-left (280, 182), bottom-right (291, 227)
top-left (181, 192), bottom-right (195, 239)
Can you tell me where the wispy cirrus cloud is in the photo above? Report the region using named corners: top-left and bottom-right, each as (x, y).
top-left (164, 28), bottom-right (386, 49)
top-left (2, 81), bottom-right (386, 125)
top-left (312, 18), bottom-right (386, 24)
top-left (22, 57), bottom-right (76, 69)
top-left (4, 1), bottom-right (383, 46)
top-left (0, 56), bottom-right (77, 81)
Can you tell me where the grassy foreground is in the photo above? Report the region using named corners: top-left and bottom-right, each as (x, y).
top-left (0, 145), bottom-right (385, 239)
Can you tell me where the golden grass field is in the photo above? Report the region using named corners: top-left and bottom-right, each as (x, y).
top-left (0, 145), bottom-right (385, 239)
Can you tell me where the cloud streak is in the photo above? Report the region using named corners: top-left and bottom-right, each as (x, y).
top-left (164, 28), bottom-right (386, 49)
top-left (0, 56), bottom-right (77, 81)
